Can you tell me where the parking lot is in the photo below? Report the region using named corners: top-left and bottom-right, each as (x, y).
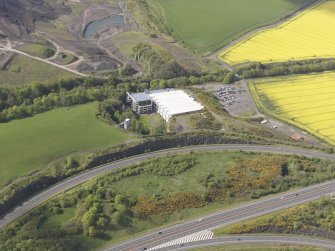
top-left (201, 81), bottom-right (259, 117)
top-left (215, 84), bottom-right (246, 107)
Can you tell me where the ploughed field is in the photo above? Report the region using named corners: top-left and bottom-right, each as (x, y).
top-left (0, 103), bottom-right (133, 187)
top-left (219, 0), bottom-right (335, 65)
top-left (251, 72), bottom-right (335, 145)
top-left (154, 0), bottom-right (311, 53)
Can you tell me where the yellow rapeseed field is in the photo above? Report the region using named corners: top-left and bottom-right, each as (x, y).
top-left (219, 0), bottom-right (335, 65)
top-left (252, 72), bottom-right (335, 145)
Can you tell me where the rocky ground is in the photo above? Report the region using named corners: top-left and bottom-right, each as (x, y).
top-left (0, 0), bottom-right (70, 39)
top-left (0, 0), bottom-right (219, 76)
top-left (0, 0), bottom-right (130, 75)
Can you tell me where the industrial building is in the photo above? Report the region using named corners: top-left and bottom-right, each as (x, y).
top-left (127, 89), bottom-right (204, 121)
top-left (126, 91), bottom-right (153, 115)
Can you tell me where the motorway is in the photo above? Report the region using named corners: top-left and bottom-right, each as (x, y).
top-left (166, 236), bottom-right (335, 251)
top-left (105, 180), bottom-right (335, 251)
top-left (0, 144), bottom-right (334, 247)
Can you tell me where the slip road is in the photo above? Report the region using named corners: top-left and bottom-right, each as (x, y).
top-left (0, 145), bottom-right (334, 250)
top-left (167, 236), bottom-right (335, 251)
top-left (105, 180), bottom-right (335, 251)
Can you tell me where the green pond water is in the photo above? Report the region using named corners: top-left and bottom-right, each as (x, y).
top-left (84, 15), bottom-right (125, 38)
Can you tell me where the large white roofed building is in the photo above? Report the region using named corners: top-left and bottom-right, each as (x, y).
top-left (148, 89), bottom-right (204, 121)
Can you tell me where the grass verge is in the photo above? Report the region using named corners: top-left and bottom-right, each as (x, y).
top-left (0, 54), bottom-right (76, 86)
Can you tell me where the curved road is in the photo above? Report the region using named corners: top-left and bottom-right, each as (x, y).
top-left (0, 145), bottom-right (334, 244)
top-left (167, 236), bottom-right (335, 251)
top-left (105, 179), bottom-right (335, 251)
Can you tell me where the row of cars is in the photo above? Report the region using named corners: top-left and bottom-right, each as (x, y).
top-left (215, 84), bottom-right (246, 107)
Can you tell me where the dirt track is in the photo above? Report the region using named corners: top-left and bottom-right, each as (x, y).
top-left (0, 38), bottom-right (88, 76)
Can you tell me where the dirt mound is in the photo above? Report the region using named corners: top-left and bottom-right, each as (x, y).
top-left (0, 0), bottom-right (71, 38)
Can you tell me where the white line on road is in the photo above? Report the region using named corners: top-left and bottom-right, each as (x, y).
top-left (149, 230), bottom-right (214, 250)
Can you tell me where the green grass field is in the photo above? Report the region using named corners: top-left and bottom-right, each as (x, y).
top-left (3, 150), bottom-right (333, 250)
top-left (154, 0), bottom-right (311, 53)
top-left (18, 43), bottom-right (55, 58)
top-left (110, 151), bottom-right (238, 197)
top-left (0, 54), bottom-right (76, 86)
top-left (54, 52), bottom-right (78, 65)
top-left (0, 103), bottom-right (134, 187)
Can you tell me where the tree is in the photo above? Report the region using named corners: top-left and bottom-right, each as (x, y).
top-left (42, 47), bottom-right (55, 58)
top-left (119, 64), bottom-right (136, 76)
top-left (223, 71), bottom-right (236, 84)
top-left (84, 194), bottom-right (95, 208)
top-left (66, 156), bottom-right (78, 169)
top-left (88, 226), bottom-right (96, 238)
top-left (81, 210), bottom-right (96, 230)
top-left (114, 194), bottom-right (125, 205)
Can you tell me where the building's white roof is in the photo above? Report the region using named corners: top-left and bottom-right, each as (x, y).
top-left (148, 90), bottom-right (204, 121)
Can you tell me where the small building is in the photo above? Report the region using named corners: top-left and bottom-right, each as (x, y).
top-left (124, 118), bottom-right (131, 130)
top-left (291, 133), bottom-right (304, 141)
top-left (127, 91), bottom-right (153, 115)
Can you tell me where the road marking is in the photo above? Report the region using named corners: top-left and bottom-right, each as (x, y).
top-left (148, 230), bottom-right (214, 250)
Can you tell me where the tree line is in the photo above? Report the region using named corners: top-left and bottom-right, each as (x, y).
top-left (1, 153), bottom-right (334, 250)
top-left (0, 69), bottom-right (229, 123)
top-left (236, 59), bottom-right (335, 79)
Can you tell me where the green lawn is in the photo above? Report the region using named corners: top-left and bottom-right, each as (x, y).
top-left (0, 103), bottom-right (135, 187)
top-left (42, 208), bottom-right (76, 229)
top-left (18, 43), bottom-right (55, 58)
top-left (139, 113), bottom-right (166, 135)
top-left (54, 52), bottom-right (78, 65)
top-left (0, 54), bottom-right (77, 86)
top-left (110, 151), bottom-right (238, 197)
top-left (154, 0), bottom-right (311, 53)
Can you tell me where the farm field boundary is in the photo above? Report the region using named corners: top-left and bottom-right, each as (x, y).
top-left (219, 0), bottom-right (335, 65)
top-left (153, 0), bottom-right (313, 54)
top-left (249, 73), bottom-right (335, 146)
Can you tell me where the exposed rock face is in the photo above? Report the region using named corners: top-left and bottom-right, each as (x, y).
top-left (0, 0), bottom-right (71, 38)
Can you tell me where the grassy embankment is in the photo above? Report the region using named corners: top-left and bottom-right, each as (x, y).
top-left (1, 152), bottom-right (334, 250)
top-left (0, 54), bottom-right (77, 86)
top-left (18, 43), bottom-right (55, 58)
top-left (153, 0), bottom-right (311, 54)
top-left (53, 53), bottom-right (78, 65)
top-left (0, 102), bottom-right (134, 187)
top-left (215, 198), bottom-right (335, 240)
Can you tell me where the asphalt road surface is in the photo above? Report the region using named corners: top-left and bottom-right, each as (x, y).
top-left (166, 236), bottom-right (335, 251)
top-left (1, 145), bottom-right (334, 246)
top-left (105, 179), bottom-right (335, 251)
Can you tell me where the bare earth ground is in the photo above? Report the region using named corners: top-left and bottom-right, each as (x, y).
top-left (0, 0), bottom-right (129, 76)
top-left (0, 0), bottom-right (221, 78)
